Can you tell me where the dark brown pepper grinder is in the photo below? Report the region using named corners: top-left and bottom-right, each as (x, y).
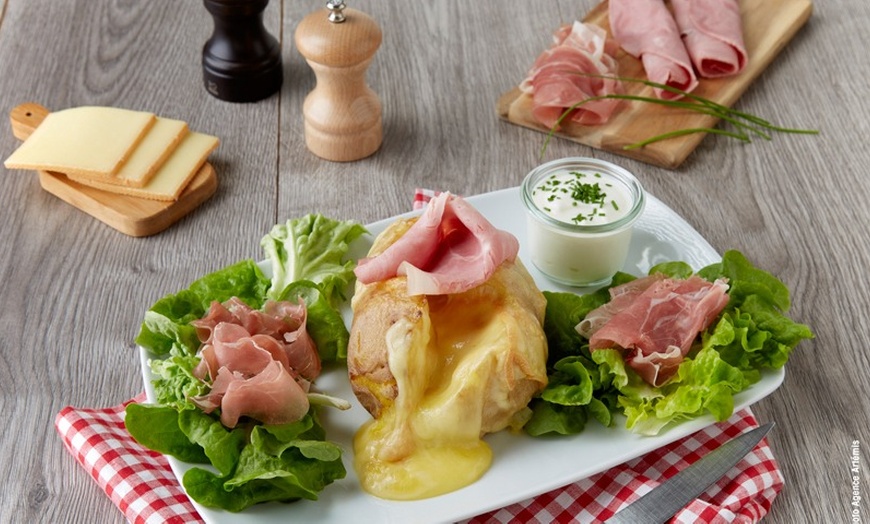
top-left (202, 0), bottom-right (283, 103)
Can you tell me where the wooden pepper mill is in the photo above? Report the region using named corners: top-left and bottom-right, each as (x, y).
top-left (202, 0), bottom-right (283, 103)
top-left (295, 0), bottom-right (383, 162)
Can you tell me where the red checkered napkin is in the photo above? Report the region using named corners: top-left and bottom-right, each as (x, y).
top-left (466, 409), bottom-right (782, 524)
top-left (55, 400), bottom-right (780, 524)
top-left (54, 190), bottom-right (784, 523)
top-left (55, 393), bottom-right (203, 524)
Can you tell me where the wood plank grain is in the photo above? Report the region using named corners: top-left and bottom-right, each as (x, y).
top-left (0, 0), bottom-right (281, 521)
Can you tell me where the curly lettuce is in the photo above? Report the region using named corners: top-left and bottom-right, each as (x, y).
top-left (125, 404), bottom-right (345, 512)
top-left (261, 214), bottom-right (367, 306)
top-left (526, 250), bottom-right (814, 436)
top-left (129, 214), bottom-right (365, 511)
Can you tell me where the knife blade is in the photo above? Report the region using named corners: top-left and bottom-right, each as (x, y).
top-left (605, 421), bottom-right (774, 524)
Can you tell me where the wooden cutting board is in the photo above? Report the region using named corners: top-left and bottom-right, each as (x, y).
top-left (7, 103), bottom-right (218, 237)
top-left (497, 0), bottom-right (813, 169)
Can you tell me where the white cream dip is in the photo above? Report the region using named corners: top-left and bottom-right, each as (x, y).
top-left (521, 158), bottom-right (645, 287)
top-left (529, 170), bottom-right (633, 226)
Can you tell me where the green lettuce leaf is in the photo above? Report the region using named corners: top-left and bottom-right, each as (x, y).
top-left (698, 249), bottom-right (791, 311)
top-left (124, 403), bottom-right (210, 464)
top-left (278, 280), bottom-right (350, 361)
top-left (177, 409), bottom-right (247, 477)
top-left (526, 288), bottom-right (626, 436)
top-left (131, 214), bottom-right (365, 512)
top-left (135, 260), bottom-right (270, 357)
top-left (148, 352), bottom-right (208, 409)
top-left (542, 271), bottom-right (634, 365)
top-left (593, 343), bottom-right (748, 435)
top-left (524, 400), bottom-right (591, 436)
top-left (527, 249), bottom-right (814, 437)
top-left (648, 260), bottom-right (694, 279)
top-left (126, 404), bottom-right (346, 513)
top-left (261, 214), bottom-right (367, 306)
top-left (180, 413), bottom-right (346, 512)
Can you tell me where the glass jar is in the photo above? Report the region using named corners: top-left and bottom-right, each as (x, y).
top-left (521, 157), bottom-right (645, 287)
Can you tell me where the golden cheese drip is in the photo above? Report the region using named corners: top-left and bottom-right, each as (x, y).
top-left (352, 291), bottom-right (515, 500)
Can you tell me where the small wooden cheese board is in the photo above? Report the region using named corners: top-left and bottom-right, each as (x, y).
top-left (497, 0), bottom-right (813, 169)
top-left (7, 103), bottom-right (218, 237)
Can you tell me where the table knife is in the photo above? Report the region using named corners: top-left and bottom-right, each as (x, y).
top-left (605, 421), bottom-right (774, 524)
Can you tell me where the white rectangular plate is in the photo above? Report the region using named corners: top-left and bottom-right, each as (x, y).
top-left (140, 186), bottom-right (784, 524)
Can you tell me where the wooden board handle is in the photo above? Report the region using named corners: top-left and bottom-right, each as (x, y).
top-left (10, 103), bottom-right (50, 141)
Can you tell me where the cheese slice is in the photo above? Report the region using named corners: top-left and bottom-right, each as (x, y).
top-left (74, 117), bottom-right (189, 188)
top-left (67, 132), bottom-right (219, 201)
top-left (4, 106), bottom-right (155, 178)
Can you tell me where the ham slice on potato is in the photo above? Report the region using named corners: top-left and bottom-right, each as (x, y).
top-left (347, 195), bottom-right (548, 500)
top-left (354, 192), bottom-right (519, 296)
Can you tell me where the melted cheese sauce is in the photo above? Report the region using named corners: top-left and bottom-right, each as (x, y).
top-left (353, 294), bottom-right (506, 500)
top-left (353, 415), bottom-right (492, 500)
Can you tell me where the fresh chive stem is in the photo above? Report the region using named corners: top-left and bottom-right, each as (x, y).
top-left (538, 73), bottom-right (818, 158)
top-left (624, 127), bottom-right (751, 150)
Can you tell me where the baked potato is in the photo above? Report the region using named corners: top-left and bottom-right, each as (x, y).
top-left (347, 216), bottom-right (548, 499)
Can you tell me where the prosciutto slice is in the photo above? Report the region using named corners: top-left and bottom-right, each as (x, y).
top-left (582, 275), bottom-right (730, 386)
top-left (609, 0), bottom-right (699, 99)
top-left (195, 323), bottom-right (290, 380)
top-left (197, 361), bottom-right (310, 428)
top-left (671, 0), bottom-right (747, 78)
top-left (189, 297), bottom-right (321, 428)
top-left (192, 297), bottom-right (320, 381)
top-left (520, 21), bottom-right (624, 129)
top-left (354, 192), bottom-right (519, 296)
top-left (576, 273), bottom-right (666, 338)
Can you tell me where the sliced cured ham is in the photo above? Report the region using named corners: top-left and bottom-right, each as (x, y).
top-left (189, 297), bottom-right (322, 427)
top-left (520, 21), bottom-right (624, 129)
top-left (671, 0), bottom-right (747, 78)
top-left (193, 297), bottom-right (304, 343)
top-left (576, 273), bottom-right (666, 338)
top-left (195, 322), bottom-right (290, 380)
top-left (582, 275), bottom-right (729, 386)
top-left (354, 192), bottom-right (519, 296)
top-left (195, 361), bottom-right (311, 428)
top-left (192, 297), bottom-right (321, 381)
top-left (609, 0), bottom-right (699, 99)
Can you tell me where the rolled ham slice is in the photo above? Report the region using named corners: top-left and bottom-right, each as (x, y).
top-left (609, 0), bottom-right (698, 99)
top-left (189, 298), bottom-right (321, 428)
top-left (671, 0), bottom-right (748, 78)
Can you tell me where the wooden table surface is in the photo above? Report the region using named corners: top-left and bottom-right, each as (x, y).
top-left (1, 0), bottom-right (867, 522)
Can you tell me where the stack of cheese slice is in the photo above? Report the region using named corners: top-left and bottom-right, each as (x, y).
top-left (4, 106), bottom-right (219, 201)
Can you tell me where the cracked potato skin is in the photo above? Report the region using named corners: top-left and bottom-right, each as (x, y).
top-left (347, 218), bottom-right (418, 418)
top-left (348, 277), bottom-right (426, 418)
